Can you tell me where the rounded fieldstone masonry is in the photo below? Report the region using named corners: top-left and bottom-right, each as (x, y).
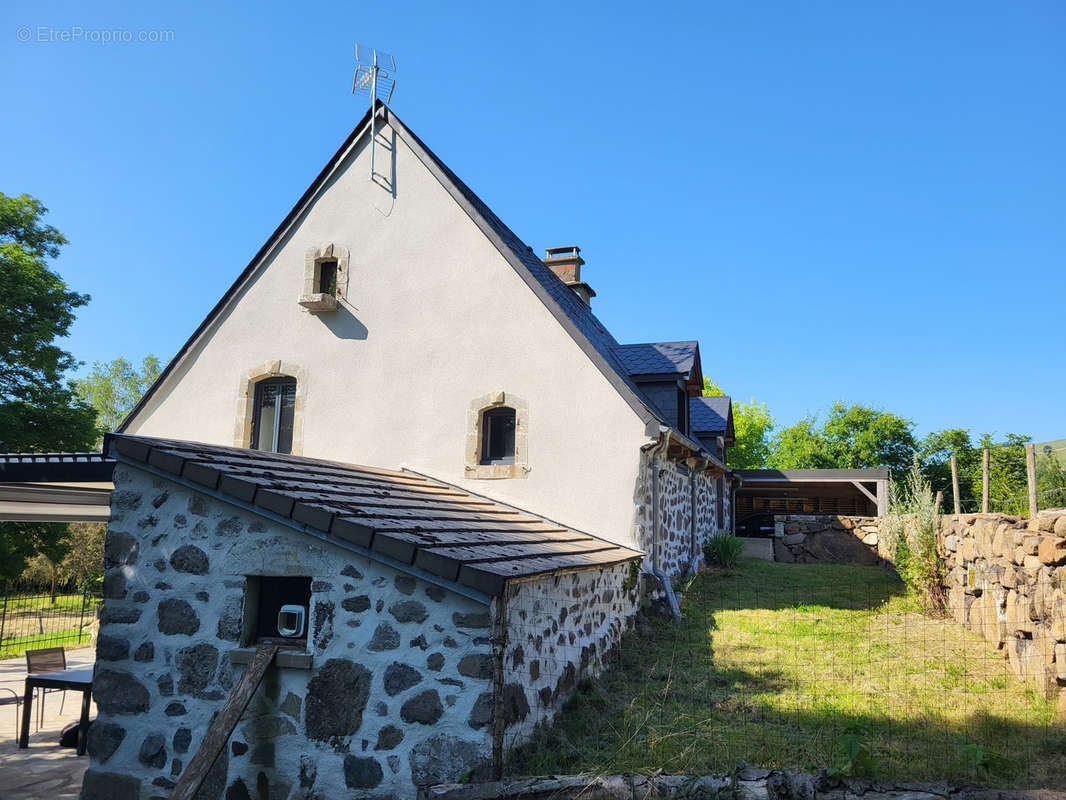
top-left (389, 600), bottom-right (428, 623)
top-left (175, 642), bottom-right (219, 696)
top-left (400, 690), bottom-right (444, 725)
top-left (169, 544), bottom-right (209, 574)
top-left (93, 669), bottom-right (149, 714)
top-left (383, 662), bottom-right (421, 696)
top-left (374, 724), bottom-right (404, 750)
top-left (344, 755), bottom-right (383, 789)
top-left (138, 732), bottom-right (167, 768)
top-left (457, 653), bottom-right (493, 679)
top-left (157, 598), bottom-right (200, 635)
top-left (304, 659), bottom-right (371, 741)
top-left (104, 530), bottom-right (139, 568)
top-left (87, 721), bottom-right (126, 763)
top-left (367, 623), bottom-right (400, 651)
top-left (97, 635), bottom-right (130, 662)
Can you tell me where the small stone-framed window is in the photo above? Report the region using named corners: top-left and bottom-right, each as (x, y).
top-left (480, 407), bottom-right (516, 465)
top-left (299, 242), bottom-right (349, 311)
top-left (465, 392), bottom-right (528, 479)
top-left (242, 575), bottom-right (311, 646)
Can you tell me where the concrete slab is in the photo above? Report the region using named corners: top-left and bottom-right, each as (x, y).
top-left (0, 648), bottom-right (94, 800)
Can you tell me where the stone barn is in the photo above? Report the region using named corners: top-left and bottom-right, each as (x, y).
top-left (84, 434), bottom-right (642, 799)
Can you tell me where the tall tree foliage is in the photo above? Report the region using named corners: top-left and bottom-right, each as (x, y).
top-left (0, 193), bottom-right (96, 584)
top-left (702, 377), bottom-right (775, 469)
top-left (769, 402), bottom-right (916, 476)
top-left (0, 192), bottom-right (96, 452)
top-left (73, 354), bottom-right (162, 441)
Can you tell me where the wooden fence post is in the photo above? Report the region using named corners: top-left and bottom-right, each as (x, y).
top-left (1026, 443), bottom-right (1038, 519)
top-left (935, 490), bottom-right (943, 515)
top-left (982, 448), bottom-right (990, 514)
top-left (950, 456), bottom-right (961, 515)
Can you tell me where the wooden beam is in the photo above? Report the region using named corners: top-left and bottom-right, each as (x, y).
top-left (950, 456), bottom-right (961, 515)
top-left (982, 448), bottom-right (990, 514)
top-left (1026, 443), bottom-right (1038, 519)
top-left (850, 480), bottom-right (878, 508)
top-left (169, 644), bottom-right (279, 800)
top-left (876, 479), bottom-right (888, 517)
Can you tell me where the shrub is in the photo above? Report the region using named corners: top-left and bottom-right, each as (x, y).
top-left (884, 460), bottom-right (946, 614)
top-left (704, 534), bottom-right (745, 568)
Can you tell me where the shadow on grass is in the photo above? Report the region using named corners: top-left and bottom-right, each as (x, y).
top-left (506, 560), bottom-right (1066, 789)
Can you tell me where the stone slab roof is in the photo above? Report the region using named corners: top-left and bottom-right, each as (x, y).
top-left (106, 434), bottom-right (641, 597)
top-left (689, 396), bottom-right (731, 434)
top-left (611, 341), bottom-right (699, 378)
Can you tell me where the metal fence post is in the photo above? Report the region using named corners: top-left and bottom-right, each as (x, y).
top-left (77, 586), bottom-right (88, 645)
top-left (0, 590), bottom-right (7, 648)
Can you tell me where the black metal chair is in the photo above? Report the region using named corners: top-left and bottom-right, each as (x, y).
top-left (25, 647), bottom-right (66, 731)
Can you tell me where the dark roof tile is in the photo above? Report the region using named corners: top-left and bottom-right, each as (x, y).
top-left (106, 434), bottom-right (641, 597)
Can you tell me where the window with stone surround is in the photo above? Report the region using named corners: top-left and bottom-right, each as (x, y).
top-left (234, 361), bottom-right (307, 455)
top-left (465, 392), bottom-right (528, 479)
top-left (299, 242), bottom-right (349, 311)
top-left (251, 377), bottom-right (297, 454)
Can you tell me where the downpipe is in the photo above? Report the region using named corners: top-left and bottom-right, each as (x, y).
top-left (648, 429), bottom-right (681, 623)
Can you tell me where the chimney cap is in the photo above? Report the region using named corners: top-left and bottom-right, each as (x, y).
top-left (544, 246), bottom-right (582, 262)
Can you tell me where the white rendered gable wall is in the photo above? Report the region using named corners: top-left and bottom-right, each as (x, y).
top-left (125, 121), bottom-right (649, 546)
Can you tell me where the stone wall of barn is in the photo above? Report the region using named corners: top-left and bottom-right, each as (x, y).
top-left (499, 562), bottom-right (644, 748)
top-left (770, 515), bottom-right (882, 564)
top-left (939, 511), bottom-right (1066, 709)
top-left (633, 453), bottom-right (723, 579)
top-left (83, 465), bottom-right (495, 800)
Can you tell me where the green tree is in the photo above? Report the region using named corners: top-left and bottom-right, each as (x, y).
top-left (73, 354), bottom-right (162, 441)
top-left (917, 428), bottom-right (980, 511)
top-left (0, 192), bottom-right (96, 452)
top-left (768, 403), bottom-right (916, 475)
top-left (702, 377), bottom-right (775, 469)
top-left (0, 193), bottom-right (96, 583)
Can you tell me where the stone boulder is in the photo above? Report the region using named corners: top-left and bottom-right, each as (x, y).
top-left (800, 530), bottom-right (878, 565)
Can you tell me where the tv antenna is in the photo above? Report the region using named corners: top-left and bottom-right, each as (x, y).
top-left (352, 43), bottom-right (397, 181)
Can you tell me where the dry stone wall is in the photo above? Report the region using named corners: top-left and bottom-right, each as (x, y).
top-left (940, 510), bottom-right (1066, 708)
top-left (86, 465), bottom-right (495, 800)
top-left (771, 515), bottom-right (881, 565)
top-left (500, 563), bottom-right (643, 748)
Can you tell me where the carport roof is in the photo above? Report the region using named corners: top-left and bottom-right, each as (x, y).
top-left (106, 434), bottom-right (642, 597)
top-left (736, 468), bottom-right (890, 481)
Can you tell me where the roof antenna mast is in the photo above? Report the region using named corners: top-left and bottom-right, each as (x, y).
top-left (352, 43), bottom-right (397, 181)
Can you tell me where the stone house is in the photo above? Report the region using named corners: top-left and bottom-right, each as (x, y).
top-left (84, 103), bottom-right (739, 798)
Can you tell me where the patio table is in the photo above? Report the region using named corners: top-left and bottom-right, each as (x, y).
top-left (17, 666), bottom-right (93, 756)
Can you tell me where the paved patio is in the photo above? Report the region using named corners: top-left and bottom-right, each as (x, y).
top-left (0, 647), bottom-right (94, 800)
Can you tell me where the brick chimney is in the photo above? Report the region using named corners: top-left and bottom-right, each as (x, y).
top-left (543, 246), bottom-right (596, 306)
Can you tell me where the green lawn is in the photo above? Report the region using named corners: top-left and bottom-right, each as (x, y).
top-left (508, 559), bottom-right (1066, 788)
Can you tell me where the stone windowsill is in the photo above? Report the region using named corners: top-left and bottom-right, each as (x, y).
top-left (298, 292), bottom-right (338, 311)
top-left (228, 648), bottom-right (313, 670)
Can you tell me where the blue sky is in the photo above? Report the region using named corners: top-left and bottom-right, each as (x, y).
top-left (3, 0), bottom-right (1064, 442)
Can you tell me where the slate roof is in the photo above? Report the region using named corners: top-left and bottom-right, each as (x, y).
top-left (106, 434), bottom-right (641, 597)
top-left (612, 341), bottom-right (700, 378)
top-left (689, 396), bottom-right (731, 434)
top-left (119, 103), bottom-right (715, 450)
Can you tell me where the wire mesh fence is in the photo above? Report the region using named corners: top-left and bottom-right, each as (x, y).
top-left (505, 560), bottom-right (1066, 789)
top-left (0, 584), bottom-right (101, 660)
